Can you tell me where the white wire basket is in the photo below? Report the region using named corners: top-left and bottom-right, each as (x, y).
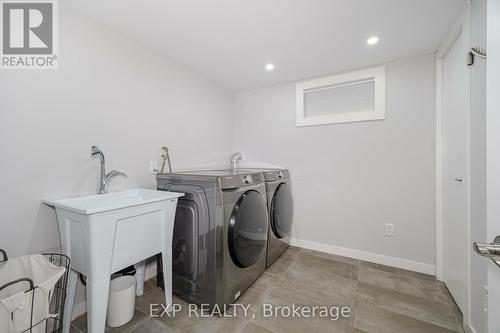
top-left (0, 250), bottom-right (70, 333)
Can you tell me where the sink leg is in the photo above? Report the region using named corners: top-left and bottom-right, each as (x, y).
top-left (134, 261), bottom-right (146, 296)
top-left (86, 277), bottom-right (110, 333)
top-left (161, 250), bottom-right (172, 312)
top-left (62, 269), bottom-right (78, 333)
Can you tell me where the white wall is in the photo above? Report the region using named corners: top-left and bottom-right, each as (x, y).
top-left (233, 55), bottom-right (436, 271)
top-left (0, 4), bottom-right (234, 258)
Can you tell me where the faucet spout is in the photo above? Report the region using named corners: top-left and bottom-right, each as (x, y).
top-left (91, 146), bottom-right (106, 186)
top-left (91, 146), bottom-right (127, 194)
top-left (101, 170), bottom-right (127, 194)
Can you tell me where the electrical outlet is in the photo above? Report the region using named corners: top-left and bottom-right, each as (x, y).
top-left (149, 161), bottom-right (158, 174)
top-left (385, 223), bottom-right (394, 237)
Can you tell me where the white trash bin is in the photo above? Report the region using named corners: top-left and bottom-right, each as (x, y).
top-left (106, 276), bottom-right (136, 328)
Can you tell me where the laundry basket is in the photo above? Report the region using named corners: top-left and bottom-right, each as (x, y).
top-left (0, 250), bottom-right (70, 333)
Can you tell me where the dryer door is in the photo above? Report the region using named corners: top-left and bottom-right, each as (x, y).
top-left (228, 190), bottom-right (268, 268)
top-left (270, 183), bottom-right (294, 239)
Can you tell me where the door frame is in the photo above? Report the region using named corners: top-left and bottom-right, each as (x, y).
top-left (435, 0), bottom-right (472, 328)
top-left (487, 0), bottom-right (500, 330)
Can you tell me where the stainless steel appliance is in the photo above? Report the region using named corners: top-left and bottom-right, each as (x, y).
top-left (156, 169), bottom-right (268, 307)
top-left (238, 168), bottom-right (294, 267)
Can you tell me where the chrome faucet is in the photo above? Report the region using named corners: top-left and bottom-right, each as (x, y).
top-left (230, 152), bottom-right (242, 170)
top-left (91, 146), bottom-right (127, 194)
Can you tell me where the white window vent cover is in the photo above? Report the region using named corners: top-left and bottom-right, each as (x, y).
top-left (296, 66), bottom-right (385, 126)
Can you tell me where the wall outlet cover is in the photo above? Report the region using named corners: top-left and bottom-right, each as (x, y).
top-left (385, 223), bottom-right (395, 237)
top-left (149, 161), bottom-right (158, 174)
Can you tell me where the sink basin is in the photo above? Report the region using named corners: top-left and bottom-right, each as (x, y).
top-left (43, 188), bottom-right (183, 333)
top-left (43, 188), bottom-right (181, 215)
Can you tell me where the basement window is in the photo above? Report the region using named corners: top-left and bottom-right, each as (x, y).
top-left (296, 66), bottom-right (385, 126)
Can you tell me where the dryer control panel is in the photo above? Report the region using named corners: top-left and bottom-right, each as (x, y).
top-left (263, 169), bottom-right (290, 182)
top-left (220, 172), bottom-right (263, 189)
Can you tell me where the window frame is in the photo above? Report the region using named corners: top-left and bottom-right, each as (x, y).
top-left (296, 66), bottom-right (386, 126)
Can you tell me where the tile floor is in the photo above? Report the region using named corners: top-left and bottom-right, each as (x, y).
top-left (71, 247), bottom-right (464, 333)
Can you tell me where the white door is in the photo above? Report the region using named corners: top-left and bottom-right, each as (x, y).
top-left (442, 32), bottom-right (469, 313)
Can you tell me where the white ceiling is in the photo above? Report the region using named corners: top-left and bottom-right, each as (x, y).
top-left (66, 0), bottom-right (463, 91)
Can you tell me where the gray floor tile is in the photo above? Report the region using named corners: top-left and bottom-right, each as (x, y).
top-left (359, 260), bottom-right (436, 282)
top-left (143, 278), bottom-right (164, 296)
top-left (129, 318), bottom-right (172, 333)
top-left (241, 321), bottom-right (276, 333)
top-left (159, 314), bottom-right (248, 333)
top-left (437, 282), bottom-right (465, 332)
top-left (278, 248), bottom-right (300, 262)
top-left (135, 288), bottom-right (169, 315)
top-left (294, 252), bottom-right (358, 280)
top-left (277, 278), bottom-right (355, 307)
top-left (252, 280), bottom-right (354, 333)
top-left (398, 268), bottom-right (436, 282)
top-left (70, 324), bottom-right (83, 333)
top-left (71, 314), bottom-right (87, 332)
top-left (358, 263), bottom-right (445, 304)
top-left (286, 245), bottom-right (303, 254)
top-left (351, 328), bottom-right (368, 333)
top-left (282, 264), bottom-right (357, 300)
top-left (257, 315), bottom-right (352, 333)
top-left (354, 302), bottom-right (459, 333)
top-left (231, 287), bottom-right (269, 319)
top-left (249, 272), bottom-right (281, 294)
top-left (153, 297), bottom-right (248, 333)
top-left (265, 255), bottom-right (295, 277)
top-left (356, 282), bottom-right (460, 331)
top-left (72, 308), bottom-right (148, 333)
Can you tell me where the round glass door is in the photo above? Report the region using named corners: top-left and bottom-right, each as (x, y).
top-left (270, 183), bottom-right (294, 238)
top-left (228, 190), bottom-right (268, 268)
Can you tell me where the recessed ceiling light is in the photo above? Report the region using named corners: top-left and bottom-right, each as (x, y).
top-left (366, 36), bottom-right (379, 45)
top-left (265, 63), bottom-right (275, 71)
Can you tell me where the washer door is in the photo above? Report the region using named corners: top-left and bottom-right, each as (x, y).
top-left (270, 183), bottom-right (294, 239)
top-left (228, 190), bottom-right (268, 268)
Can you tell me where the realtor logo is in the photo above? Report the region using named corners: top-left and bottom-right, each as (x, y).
top-left (1, 0), bottom-right (58, 69)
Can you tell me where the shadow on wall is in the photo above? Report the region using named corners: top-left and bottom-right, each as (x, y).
top-left (31, 205), bottom-right (61, 253)
top-left (235, 152), bottom-right (283, 169)
top-left (29, 164), bottom-right (98, 254)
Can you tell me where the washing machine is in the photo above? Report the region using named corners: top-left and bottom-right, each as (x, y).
top-left (238, 168), bottom-right (294, 267)
top-left (156, 169), bottom-right (268, 307)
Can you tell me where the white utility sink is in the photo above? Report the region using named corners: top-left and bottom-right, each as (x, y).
top-left (43, 188), bottom-right (183, 333)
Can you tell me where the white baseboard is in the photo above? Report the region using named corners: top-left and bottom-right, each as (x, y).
top-left (291, 238), bottom-right (436, 275)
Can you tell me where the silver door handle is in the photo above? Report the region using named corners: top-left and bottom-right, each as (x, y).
top-left (454, 178), bottom-right (463, 182)
top-left (473, 236), bottom-right (500, 268)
